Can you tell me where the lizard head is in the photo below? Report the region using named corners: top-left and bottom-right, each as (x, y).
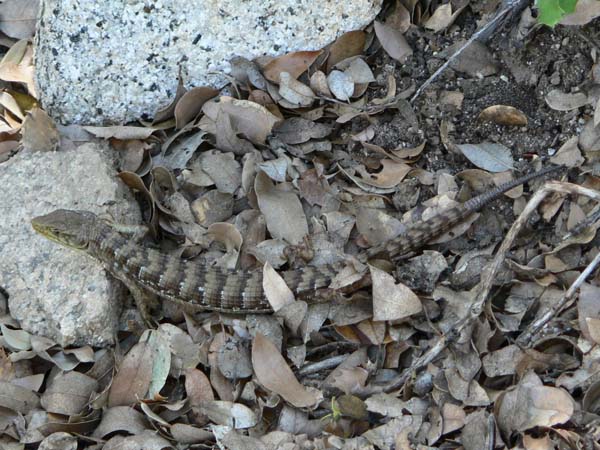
top-left (31, 209), bottom-right (98, 250)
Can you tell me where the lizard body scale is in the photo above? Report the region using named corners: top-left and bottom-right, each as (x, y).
top-left (31, 165), bottom-right (561, 318)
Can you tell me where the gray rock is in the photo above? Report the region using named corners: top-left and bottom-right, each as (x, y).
top-left (35, 0), bottom-right (382, 125)
top-left (0, 143), bottom-right (140, 347)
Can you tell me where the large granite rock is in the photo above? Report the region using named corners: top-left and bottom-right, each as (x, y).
top-left (35, 0), bottom-right (382, 125)
top-left (0, 143), bottom-right (140, 347)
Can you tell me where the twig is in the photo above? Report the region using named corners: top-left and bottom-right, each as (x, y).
top-left (476, 182), bottom-right (600, 321)
top-left (359, 180), bottom-right (600, 396)
top-left (299, 355), bottom-right (348, 376)
top-left (518, 249), bottom-right (600, 346)
top-left (358, 332), bottom-right (450, 396)
top-left (562, 203), bottom-right (600, 240)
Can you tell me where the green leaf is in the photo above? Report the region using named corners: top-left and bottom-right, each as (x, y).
top-left (536, 0), bottom-right (579, 26)
top-left (558, 0), bottom-right (578, 13)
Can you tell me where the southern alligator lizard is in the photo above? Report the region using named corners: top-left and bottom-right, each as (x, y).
top-left (31, 165), bottom-right (560, 323)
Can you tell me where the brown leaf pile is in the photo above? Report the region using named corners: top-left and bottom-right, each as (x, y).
top-left (4, 1), bottom-right (600, 449)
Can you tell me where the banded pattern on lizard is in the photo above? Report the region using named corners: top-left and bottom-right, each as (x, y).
top-left (31, 165), bottom-right (561, 321)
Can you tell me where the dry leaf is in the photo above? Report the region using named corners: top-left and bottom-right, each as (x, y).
top-left (174, 86), bottom-right (219, 129)
top-left (215, 108), bottom-right (257, 155)
top-left (0, 90), bottom-right (24, 120)
top-left (323, 348), bottom-right (369, 393)
top-left (356, 319), bottom-right (386, 344)
top-left (0, 324), bottom-right (30, 352)
top-left (217, 336), bottom-right (253, 379)
top-left (370, 265), bottom-right (422, 321)
top-left (0, 39), bottom-right (36, 95)
top-left (440, 90), bottom-right (464, 108)
top-left (351, 125), bottom-right (375, 142)
top-left (578, 283), bottom-right (600, 344)
top-left (550, 136), bottom-right (584, 167)
top-left (482, 344), bottom-right (524, 377)
top-left (0, 139), bottom-right (19, 162)
top-left (355, 160), bottom-right (412, 188)
top-left (200, 150), bottom-right (241, 194)
top-left (391, 141), bottom-right (426, 160)
top-left (83, 125), bottom-right (156, 140)
top-left (93, 406), bottom-right (148, 438)
top-left (327, 30), bottom-right (366, 72)
top-left (198, 400), bottom-right (258, 428)
top-left (202, 96), bottom-right (282, 144)
top-left (263, 50), bottom-right (322, 83)
top-left (107, 339), bottom-right (155, 406)
top-left (273, 117), bottom-right (331, 144)
top-left (447, 41), bottom-right (497, 77)
top-left (496, 371), bottom-right (574, 434)
top-left (374, 21), bottom-right (413, 63)
top-left (258, 156), bottom-right (289, 182)
top-left (208, 334), bottom-right (235, 402)
top-left (327, 70), bottom-right (354, 101)
top-left (477, 105), bottom-right (528, 126)
top-left (0, 0), bottom-right (39, 39)
top-left (310, 70), bottom-right (332, 96)
top-left (254, 171), bottom-right (308, 244)
top-left (457, 142), bottom-right (514, 172)
top-left (153, 76), bottom-right (186, 124)
top-left (335, 394), bottom-right (368, 420)
top-left (208, 222), bottom-right (242, 253)
top-left (161, 129), bottom-right (207, 170)
top-left (579, 119), bottom-right (600, 152)
top-left (0, 381), bottom-right (40, 413)
top-left (441, 403), bottom-right (466, 434)
top-left (385, 1), bottom-right (412, 33)
top-left (335, 57), bottom-right (375, 84)
top-left (191, 190), bottom-right (233, 226)
top-left (566, 201), bottom-right (585, 231)
top-left (545, 89), bottom-right (588, 111)
top-left (356, 208), bottom-right (404, 245)
top-left (262, 262), bottom-right (295, 312)
top-left (278, 72), bottom-right (316, 107)
top-left (229, 56), bottom-right (267, 90)
top-left (363, 416), bottom-right (422, 449)
top-left (424, 3), bottom-right (466, 32)
top-left (252, 333), bottom-right (322, 408)
top-left (20, 107), bottom-right (59, 152)
top-left (170, 424), bottom-right (213, 444)
top-left (41, 371), bottom-right (98, 415)
top-left (559, 0), bottom-right (600, 25)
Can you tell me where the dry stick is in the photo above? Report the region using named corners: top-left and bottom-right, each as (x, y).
top-left (518, 250), bottom-right (600, 346)
top-left (362, 181), bottom-right (600, 396)
top-left (562, 203), bottom-right (600, 240)
top-left (410, 0), bottom-right (528, 103)
top-left (479, 182), bottom-right (600, 346)
top-left (298, 355), bottom-right (348, 376)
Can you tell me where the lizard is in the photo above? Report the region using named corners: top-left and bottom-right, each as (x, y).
top-left (31, 165), bottom-right (562, 325)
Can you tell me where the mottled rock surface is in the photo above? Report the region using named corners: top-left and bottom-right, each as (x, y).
top-left (35, 0), bottom-right (382, 125)
top-left (0, 143), bottom-right (140, 347)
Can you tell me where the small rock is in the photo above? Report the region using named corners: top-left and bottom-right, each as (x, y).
top-left (1, 143), bottom-right (140, 346)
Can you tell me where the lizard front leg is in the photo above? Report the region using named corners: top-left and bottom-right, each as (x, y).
top-left (113, 273), bottom-right (161, 328)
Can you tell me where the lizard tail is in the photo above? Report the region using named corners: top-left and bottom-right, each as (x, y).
top-left (367, 164), bottom-right (564, 261)
top-left (462, 164), bottom-right (564, 211)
